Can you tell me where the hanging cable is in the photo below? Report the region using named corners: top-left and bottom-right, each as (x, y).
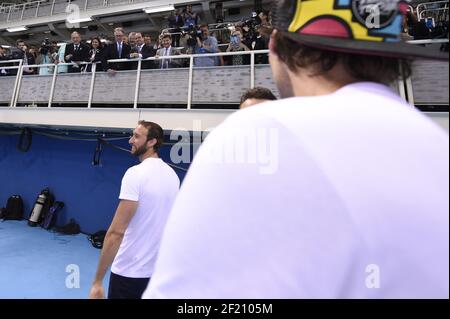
top-left (92, 139), bottom-right (102, 166)
top-left (17, 127), bottom-right (32, 153)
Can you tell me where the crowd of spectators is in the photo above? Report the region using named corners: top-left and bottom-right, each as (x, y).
top-left (0, 5), bottom-right (272, 76)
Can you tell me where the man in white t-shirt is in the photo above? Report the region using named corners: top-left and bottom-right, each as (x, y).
top-left (89, 121), bottom-right (179, 299)
top-left (143, 0), bottom-right (449, 298)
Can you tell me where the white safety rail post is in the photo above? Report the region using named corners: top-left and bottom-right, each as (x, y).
top-left (48, 63), bottom-right (59, 108)
top-left (250, 51), bottom-right (255, 89)
top-left (13, 61), bottom-right (25, 107)
top-left (87, 62), bottom-right (97, 109)
top-left (20, 3), bottom-right (25, 20)
top-left (35, 1), bottom-right (40, 18)
top-left (50, 0), bottom-right (55, 16)
top-left (187, 55), bottom-right (194, 110)
top-left (398, 62), bottom-right (407, 102)
top-left (6, 5), bottom-right (11, 22)
top-left (134, 59), bottom-right (142, 109)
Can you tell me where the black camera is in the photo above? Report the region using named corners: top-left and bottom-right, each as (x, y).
top-left (242, 14), bottom-right (260, 43)
top-left (39, 38), bottom-right (52, 55)
top-left (186, 25), bottom-right (203, 47)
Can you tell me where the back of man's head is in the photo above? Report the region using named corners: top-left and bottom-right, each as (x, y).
top-left (240, 87), bottom-right (277, 109)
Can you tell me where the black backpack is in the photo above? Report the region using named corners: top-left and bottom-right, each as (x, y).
top-left (55, 218), bottom-right (80, 235)
top-left (88, 230), bottom-right (107, 249)
top-left (1, 195), bottom-right (24, 221)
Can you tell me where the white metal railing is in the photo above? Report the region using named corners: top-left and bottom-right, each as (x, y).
top-left (0, 0), bottom-right (137, 22)
top-left (1, 50), bottom-right (270, 109)
top-left (1, 42), bottom-right (449, 109)
top-left (416, 0), bottom-right (449, 21)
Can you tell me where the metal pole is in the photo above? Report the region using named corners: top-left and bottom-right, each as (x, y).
top-left (48, 63), bottom-right (59, 108)
top-left (133, 59), bottom-right (142, 109)
top-left (405, 75), bottom-right (415, 106)
top-left (13, 63), bottom-right (24, 107)
top-left (10, 60), bottom-right (23, 107)
top-left (6, 5), bottom-right (11, 22)
top-left (250, 51), bottom-right (255, 89)
top-left (50, 0), bottom-right (55, 16)
top-left (187, 56), bottom-right (194, 110)
top-left (36, 1), bottom-right (40, 18)
top-left (88, 63), bottom-right (97, 109)
top-left (20, 3), bottom-right (25, 20)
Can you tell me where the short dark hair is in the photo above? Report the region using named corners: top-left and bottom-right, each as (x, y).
top-left (240, 87), bottom-right (277, 105)
top-left (138, 121), bottom-right (164, 152)
top-left (273, 31), bottom-right (411, 84)
top-left (16, 39), bottom-right (25, 46)
top-left (90, 36), bottom-right (103, 49)
top-left (162, 34), bottom-right (172, 41)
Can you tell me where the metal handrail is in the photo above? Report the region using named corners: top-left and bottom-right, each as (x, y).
top-left (407, 39), bottom-right (449, 44)
top-left (4, 50), bottom-right (270, 109)
top-left (416, 0), bottom-right (449, 19)
top-left (0, 0), bottom-right (132, 22)
top-left (418, 7), bottom-right (449, 21)
top-left (3, 44), bottom-right (447, 109)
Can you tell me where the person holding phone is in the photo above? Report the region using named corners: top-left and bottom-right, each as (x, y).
top-left (226, 30), bottom-right (250, 65)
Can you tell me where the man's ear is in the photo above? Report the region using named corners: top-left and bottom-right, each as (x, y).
top-left (147, 138), bottom-right (157, 149)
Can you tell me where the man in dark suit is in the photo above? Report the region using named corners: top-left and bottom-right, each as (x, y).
top-left (129, 32), bottom-right (156, 70)
top-left (64, 31), bottom-right (90, 73)
top-left (8, 39), bottom-right (36, 76)
top-left (102, 28), bottom-right (132, 73)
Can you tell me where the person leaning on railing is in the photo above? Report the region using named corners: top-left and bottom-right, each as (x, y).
top-left (0, 46), bottom-right (9, 76)
top-left (64, 32), bottom-right (90, 73)
top-left (226, 29), bottom-right (251, 66)
top-left (102, 27), bottom-right (132, 73)
top-left (155, 34), bottom-right (182, 69)
top-left (85, 36), bottom-right (105, 73)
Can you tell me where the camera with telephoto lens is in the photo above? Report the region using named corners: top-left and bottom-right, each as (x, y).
top-left (39, 38), bottom-right (52, 55)
top-left (242, 12), bottom-right (261, 43)
top-left (186, 24), bottom-right (203, 47)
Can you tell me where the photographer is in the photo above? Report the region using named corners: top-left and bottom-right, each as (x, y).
top-left (37, 39), bottom-right (59, 75)
top-left (194, 24), bottom-right (223, 67)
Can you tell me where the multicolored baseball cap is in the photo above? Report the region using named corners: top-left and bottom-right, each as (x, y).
top-left (271, 0), bottom-right (449, 60)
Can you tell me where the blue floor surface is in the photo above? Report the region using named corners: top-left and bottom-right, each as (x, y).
top-left (0, 221), bottom-right (109, 299)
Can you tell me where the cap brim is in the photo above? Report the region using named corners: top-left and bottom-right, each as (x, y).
top-left (282, 31), bottom-right (449, 61)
